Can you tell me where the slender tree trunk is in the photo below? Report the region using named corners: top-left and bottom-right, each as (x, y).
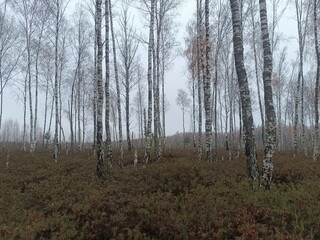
top-left (43, 77), bottom-right (49, 148)
top-left (96, 0), bottom-right (105, 177)
top-left (161, 39), bottom-right (166, 150)
top-left (70, 69), bottom-right (77, 151)
top-left (230, 0), bottom-right (259, 186)
top-left (197, 0), bottom-right (203, 161)
top-left (204, 0), bottom-right (212, 162)
top-left (77, 62), bottom-right (81, 150)
top-left (27, 41), bottom-right (34, 153)
top-left (109, 0), bottom-right (123, 167)
top-left (314, 0), bottom-right (320, 161)
top-left (93, 19), bottom-right (97, 154)
top-left (105, 0), bottom-right (112, 167)
top-left (53, 0), bottom-right (60, 161)
top-left (155, 2), bottom-right (162, 161)
top-left (293, 0), bottom-right (310, 157)
top-left (192, 68), bottom-right (196, 149)
top-left (144, 0), bottom-right (155, 164)
top-left (259, 0), bottom-right (277, 190)
top-left (250, 0), bottom-right (265, 146)
top-left (23, 71), bottom-right (27, 151)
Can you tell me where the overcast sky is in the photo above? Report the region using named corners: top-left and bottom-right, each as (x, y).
top-left (2, 0), bottom-right (300, 139)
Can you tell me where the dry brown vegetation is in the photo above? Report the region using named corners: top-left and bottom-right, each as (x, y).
top-left (0, 149), bottom-right (320, 239)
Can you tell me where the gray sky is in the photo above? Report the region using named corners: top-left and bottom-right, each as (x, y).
top-left (2, 0), bottom-right (302, 139)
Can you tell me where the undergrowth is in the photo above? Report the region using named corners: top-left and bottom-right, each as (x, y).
top-left (0, 149), bottom-right (319, 239)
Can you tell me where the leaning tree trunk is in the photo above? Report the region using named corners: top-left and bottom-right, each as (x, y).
top-left (144, 0), bottom-right (155, 164)
top-left (314, 0), bottom-right (320, 161)
top-left (109, 0), bottom-right (124, 168)
top-left (105, 0), bottom-right (112, 167)
top-left (204, 0), bottom-right (213, 162)
top-left (259, 0), bottom-right (277, 190)
top-left (96, 0), bottom-right (105, 177)
top-left (230, 0), bottom-right (259, 186)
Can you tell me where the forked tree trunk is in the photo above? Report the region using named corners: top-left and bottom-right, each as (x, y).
top-left (230, 0), bottom-right (259, 186)
top-left (259, 0), bottom-right (277, 190)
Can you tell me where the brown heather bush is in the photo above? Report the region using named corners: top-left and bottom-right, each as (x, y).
top-left (1, 149), bottom-right (320, 239)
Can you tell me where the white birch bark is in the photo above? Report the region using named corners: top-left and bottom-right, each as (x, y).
top-left (53, 0), bottom-right (60, 161)
top-left (105, 0), bottom-right (112, 167)
top-left (293, 0), bottom-right (311, 157)
top-left (204, 0), bottom-right (212, 162)
top-left (313, 0), bottom-right (320, 161)
top-left (230, 0), bottom-right (259, 185)
top-left (197, 0), bottom-right (203, 161)
top-left (259, 0), bottom-right (277, 190)
top-left (96, 0), bottom-right (105, 177)
top-left (144, 0), bottom-right (155, 164)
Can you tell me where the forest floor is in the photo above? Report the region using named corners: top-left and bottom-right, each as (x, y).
top-left (0, 148), bottom-right (320, 239)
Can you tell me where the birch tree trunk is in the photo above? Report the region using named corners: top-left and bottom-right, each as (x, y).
top-left (313, 0), bottom-right (320, 161)
top-left (96, 0), bottom-right (105, 177)
top-left (197, 0), bottom-right (203, 161)
top-left (109, 0), bottom-right (124, 167)
top-left (93, 19), bottom-right (97, 155)
top-left (53, 0), bottom-right (60, 161)
top-left (293, 0), bottom-right (311, 157)
top-left (144, 0), bottom-right (155, 164)
top-left (204, 0), bottom-right (212, 162)
top-left (105, 0), bottom-right (112, 167)
top-left (249, 0), bottom-right (265, 146)
top-left (259, 0), bottom-right (277, 190)
top-left (230, 0), bottom-right (259, 186)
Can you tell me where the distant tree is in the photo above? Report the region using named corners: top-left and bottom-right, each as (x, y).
top-left (109, 0), bottom-right (124, 167)
top-left (0, 1), bottom-right (21, 132)
top-left (176, 89), bottom-right (191, 148)
top-left (117, 4), bottom-right (139, 152)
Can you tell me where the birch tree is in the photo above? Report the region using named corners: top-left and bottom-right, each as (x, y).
top-left (259, 0), bottom-right (277, 190)
top-left (176, 89), bottom-right (191, 148)
top-left (105, 0), bottom-right (112, 166)
top-left (144, 0), bottom-right (155, 164)
top-left (118, 5), bottom-right (139, 152)
top-left (109, 0), bottom-right (124, 167)
top-left (230, 0), bottom-right (259, 186)
top-left (293, 0), bottom-right (311, 157)
top-left (203, 0), bottom-right (212, 162)
top-left (95, 0), bottom-right (105, 177)
top-left (0, 1), bottom-right (20, 131)
top-left (197, 0), bottom-right (203, 160)
top-left (313, 0), bottom-right (320, 161)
